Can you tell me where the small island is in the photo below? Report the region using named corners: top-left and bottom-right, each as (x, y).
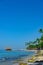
top-left (5, 48), bottom-right (12, 51)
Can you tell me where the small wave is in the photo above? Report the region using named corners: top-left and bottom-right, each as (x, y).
top-left (0, 55), bottom-right (28, 62)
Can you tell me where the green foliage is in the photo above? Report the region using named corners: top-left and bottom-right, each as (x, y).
top-left (29, 44), bottom-right (36, 49)
top-left (39, 29), bottom-right (43, 33)
top-left (25, 29), bottom-right (43, 50)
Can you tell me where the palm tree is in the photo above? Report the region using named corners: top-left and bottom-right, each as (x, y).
top-left (39, 29), bottom-right (43, 50)
top-left (39, 29), bottom-right (43, 35)
top-left (36, 38), bottom-right (40, 50)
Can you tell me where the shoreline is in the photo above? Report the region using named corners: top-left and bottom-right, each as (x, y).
top-left (0, 50), bottom-right (43, 65)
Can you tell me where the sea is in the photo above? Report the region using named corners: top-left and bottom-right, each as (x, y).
top-left (0, 50), bottom-right (35, 65)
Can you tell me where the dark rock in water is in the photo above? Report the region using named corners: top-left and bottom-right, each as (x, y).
top-left (34, 61), bottom-right (43, 65)
top-left (5, 48), bottom-right (12, 51)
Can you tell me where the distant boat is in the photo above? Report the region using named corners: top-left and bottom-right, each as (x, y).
top-left (5, 48), bottom-right (12, 51)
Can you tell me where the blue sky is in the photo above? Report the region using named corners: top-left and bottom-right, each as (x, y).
top-left (0, 0), bottom-right (43, 49)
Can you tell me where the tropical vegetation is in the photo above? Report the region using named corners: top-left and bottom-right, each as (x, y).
top-left (26, 29), bottom-right (43, 50)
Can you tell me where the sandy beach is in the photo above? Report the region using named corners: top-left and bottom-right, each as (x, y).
top-left (0, 55), bottom-right (43, 65)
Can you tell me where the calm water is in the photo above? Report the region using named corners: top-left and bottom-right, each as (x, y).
top-left (0, 50), bottom-right (35, 62)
